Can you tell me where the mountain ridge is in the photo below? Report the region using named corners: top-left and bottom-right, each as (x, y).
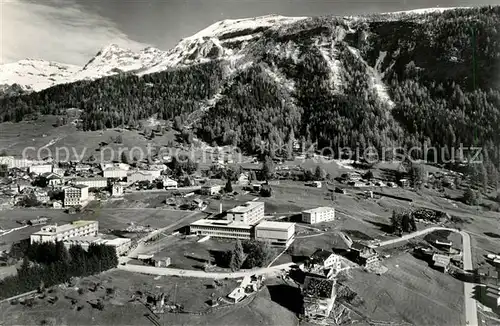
top-left (0, 6), bottom-right (499, 174)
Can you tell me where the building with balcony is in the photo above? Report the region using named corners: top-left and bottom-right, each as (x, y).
top-left (30, 220), bottom-right (98, 244)
top-left (302, 207), bottom-right (335, 224)
top-left (63, 184), bottom-right (89, 207)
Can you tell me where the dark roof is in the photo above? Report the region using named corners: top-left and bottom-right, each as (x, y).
top-left (311, 249), bottom-right (333, 262)
top-left (351, 242), bottom-right (366, 251)
top-left (303, 276), bottom-right (335, 299)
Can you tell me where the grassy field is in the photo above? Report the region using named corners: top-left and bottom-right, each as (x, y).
top-left (0, 269), bottom-right (297, 326)
top-left (81, 204), bottom-right (201, 231)
top-left (343, 253), bottom-right (464, 325)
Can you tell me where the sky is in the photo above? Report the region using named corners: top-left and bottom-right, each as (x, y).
top-left (1, 0), bottom-right (500, 65)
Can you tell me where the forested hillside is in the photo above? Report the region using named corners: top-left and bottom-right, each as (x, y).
top-left (0, 6), bottom-right (499, 173)
top-left (0, 60), bottom-right (226, 129)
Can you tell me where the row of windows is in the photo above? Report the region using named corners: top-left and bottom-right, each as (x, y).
top-left (191, 226), bottom-right (251, 234)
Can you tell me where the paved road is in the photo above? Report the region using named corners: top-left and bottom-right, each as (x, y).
top-left (461, 231), bottom-right (478, 326)
top-left (376, 226), bottom-right (455, 247)
top-left (377, 226), bottom-right (478, 326)
top-left (119, 262), bottom-right (293, 279)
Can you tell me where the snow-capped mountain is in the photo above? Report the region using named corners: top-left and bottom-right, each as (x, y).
top-left (0, 14), bottom-right (306, 93)
top-left (0, 59), bottom-right (80, 92)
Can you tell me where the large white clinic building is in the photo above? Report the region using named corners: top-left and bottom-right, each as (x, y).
top-left (30, 220), bottom-right (99, 244)
top-left (226, 201), bottom-right (265, 225)
top-left (189, 219), bottom-right (253, 240)
top-left (189, 202), bottom-right (295, 245)
top-left (301, 207), bottom-right (335, 224)
top-left (255, 221), bottom-right (295, 248)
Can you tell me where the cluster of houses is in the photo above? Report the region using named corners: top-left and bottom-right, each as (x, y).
top-left (0, 156), bottom-right (180, 209)
top-left (29, 220), bottom-right (132, 256)
top-left (413, 238), bottom-right (463, 273)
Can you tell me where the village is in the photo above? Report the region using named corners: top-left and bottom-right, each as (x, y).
top-left (0, 145), bottom-right (499, 326)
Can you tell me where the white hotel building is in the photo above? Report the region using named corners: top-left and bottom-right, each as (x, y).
top-left (226, 201), bottom-right (265, 225)
top-left (30, 220), bottom-right (99, 244)
top-left (301, 207), bottom-right (335, 224)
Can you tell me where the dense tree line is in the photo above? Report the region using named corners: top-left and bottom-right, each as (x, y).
top-left (0, 61), bottom-right (225, 129)
top-left (0, 242), bottom-right (117, 299)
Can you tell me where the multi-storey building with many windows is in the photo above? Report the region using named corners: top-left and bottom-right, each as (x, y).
top-left (63, 185), bottom-right (89, 207)
top-left (301, 207), bottom-right (335, 224)
top-left (226, 201), bottom-right (265, 225)
top-left (30, 220), bottom-right (98, 244)
top-left (189, 219), bottom-right (253, 240)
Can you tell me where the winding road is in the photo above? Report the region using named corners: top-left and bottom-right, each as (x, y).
top-left (123, 224), bottom-right (478, 325)
top-left (118, 262), bottom-right (293, 279)
top-left (375, 226), bottom-right (477, 326)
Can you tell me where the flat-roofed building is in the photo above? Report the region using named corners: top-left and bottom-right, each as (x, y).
top-left (63, 184), bottom-right (89, 207)
top-left (103, 167), bottom-right (128, 179)
top-left (226, 201), bottom-right (265, 225)
top-left (73, 177), bottom-right (108, 189)
top-left (482, 284), bottom-right (500, 308)
top-left (29, 164), bottom-right (53, 175)
top-left (127, 170), bottom-right (155, 183)
top-left (302, 207), bottom-right (335, 224)
top-left (30, 220), bottom-right (98, 244)
top-left (63, 236), bottom-right (131, 256)
top-left (255, 221), bottom-right (295, 248)
top-left (190, 219), bottom-right (253, 240)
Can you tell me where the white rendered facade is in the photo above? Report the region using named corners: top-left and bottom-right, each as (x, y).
top-left (255, 221), bottom-right (295, 248)
top-left (190, 219), bottom-right (253, 240)
top-left (30, 220), bottom-right (98, 244)
top-left (226, 201), bottom-right (265, 225)
top-left (302, 207), bottom-right (335, 224)
top-left (63, 185), bottom-right (89, 207)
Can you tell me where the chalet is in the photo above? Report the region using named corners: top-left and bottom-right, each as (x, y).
top-left (302, 276), bottom-right (336, 319)
top-left (42, 172), bottom-right (64, 186)
top-left (305, 249), bottom-right (342, 278)
top-left (398, 179), bottom-right (410, 188)
top-left (151, 256), bottom-right (171, 267)
top-left (200, 184), bottom-right (222, 195)
top-left (237, 173), bottom-right (249, 185)
top-left (432, 254), bottom-right (451, 273)
top-left (351, 242), bottom-right (379, 267)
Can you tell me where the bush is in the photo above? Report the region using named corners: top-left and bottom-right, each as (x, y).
top-left (463, 188), bottom-right (481, 206)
